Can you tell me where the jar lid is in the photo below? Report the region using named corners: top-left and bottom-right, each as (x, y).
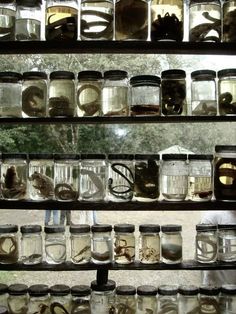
top-left (81, 154), bottom-right (106, 160)
top-left (29, 153), bottom-right (54, 160)
top-left (44, 225), bottom-right (65, 233)
top-left (0, 72), bottom-right (22, 82)
top-left (54, 153), bottom-right (80, 160)
top-left (218, 69), bottom-right (236, 78)
top-left (8, 284), bottom-right (28, 296)
top-left (199, 286), bottom-right (220, 296)
top-left (178, 285), bottom-right (199, 296)
top-left (16, 0), bottom-right (42, 6)
top-left (78, 71), bottom-right (102, 80)
top-left (114, 224), bottom-right (135, 233)
top-left (104, 70), bottom-right (128, 80)
top-left (162, 154), bottom-right (187, 161)
top-left (135, 154), bottom-right (160, 161)
top-left (116, 285), bottom-right (136, 296)
top-left (28, 284), bottom-right (49, 296)
top-left (0, 306), bottom-right (8, 314)
top-left (161, 224), bottom-right (182, 232)
top-left (23, 71), bottom-right (47, 80)
top-left (218, 224), bottom-right (236, 230)
top-left (0, 0), bottom-right (15, 3)
top-left (91, 224), bottom-right (112, 232)
top-left (139, 224), bottom-right (160, 233)
top-left (70, 224), bottom-right (90, 233)
top-left (158, 285), bottom-right (178, 296)
top-left (71, 285), bottom-right (91, 296)
top-left (191, 70), bottom-right (216, 79)
top-left (108, 154), bottom-right (134, 160)
top-left (196, 224), bottom-right (217, 231)
top-left (188, 154), bottom-right (213, 160)
top-left (221, 285), bottom-right (236, 294)
top-left (2, 153), bottom-right (27, 160)
top-left (91, 280), bottom-right (116, 292)
top-left (161, 69), bottom-right (186, 79)
top-left (50, 285), bottom-right (70, 296)
top-left (20, 224), bottom-right (42, 233)
top-left (130, 75), bottom-right (161, 86)
top-left (137, 285), bottom-right (157, 296)
top-left (215, 145), bottom-right (236, 153)
top-left (50, 71), bottom-right (75, 80)
top-left (0, 224), bottom-right (18, 233)
top-left (0, 284), bottom-right (8, 295)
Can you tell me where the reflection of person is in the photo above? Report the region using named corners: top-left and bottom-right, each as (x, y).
top-left (201, 210), bottom-right (236, 285)
top-left (45, 210), bottom-right (59, 225)
top-left (60, 210), bottom-right (71, 226)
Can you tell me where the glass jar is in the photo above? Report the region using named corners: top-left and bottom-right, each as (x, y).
top-left (218, 224), bottom-right (236, 262)
top-left (90, 280), bottom-right (116, 314)
top-left (91, 224), bottom-right (113, 264)
top-left (191, 70), bottom-right (217, 115)
top-left (139, 224), bottom-right (160, 264)
top-left (161, 224), bottom-right (182, 264)
top-left (188, 154), bottom-right (213, 201)
top-left (115, 285), bottom-right (136, 314)
top-left (151, 0), bottom-right (183, 41)
top-left (28, 153), bottom-right (54, 201)
top-left (161, 154), bottom-right (188, 201)
top-left (22, 71), bottom-right (47, 118)
top-left (0, 224), bottom-right (19, 264)
top-left (189, 0), bottom-right (221, 42)
top-left (195, 224), bottom-right (218, 263)
top-left (102, 70), bottom-right (129, 116)
top-left (80, 0), bottom-right (113, 40)
top-left (80, 154), bottom-right (106, 202)
top-left (44, 225), bottom-right (66, 264)
top-left (50, 285), bottom-right (71, 314)
top-left (0, 72), bottom-right (22, 117)
top-left (0, 284), bottom-right (8, 308)
top-left (8, 284), bottom-right (28, 314)
top-left (107, 154), bottom-right (134, 202)
top-left (218, 69), bottom-right (236, 115)
top-left (130, 75), bottom-right (161, 116)
top-left (223, 0), bottom-right (236, 42)
top-left (0, 0), bottom-right (16, 40)
top-left (199, 286), bottom-right (220, 314)
top-left (219, 284), bottom-right (236, 314)
top-left (0, 307), bottom-right (8, 314)
top-left (20, 224), bottom-right (43, 265)
top-left (178, 285), bottom-right (199, 314)
top-left (49, 71), bottom-right (75, 117)
top-left (214, 145), bottom-right (236, 201)
top-left (77, 71), bottom-right (103, 116)
top-left (54, 153), bottom-right (79, 202)
top-left (157, 285), bottom-right (178, 314)
top-left (134, 154), bottom-right (160, 202)
top-left (70, 224), bottom-right (91, 264)
top-left (71, 285), bottom-right (91, 314)
top-left (115, 0), bottom-right (148, 40)
top-left (161, 69), bottom-right (186, 116)
top-left (136, 285), bottom-right (157, 314)
top-left (15, 0), bottom-right (42, 41)
top-left (114, 224), bottom-right (135, 264)
top-left (1, 153), bottom-right (27, 200)
top-left (45, 0), bottom-right (78, 40)
top-left (27, 284), bottom-right (50, 314)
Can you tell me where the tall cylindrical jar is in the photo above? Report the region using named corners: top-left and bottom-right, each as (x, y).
top-left (114, 224), bottom-right (135, 264)
top-left (90, 280), bottom-right (116, 314)
top-left (50, 285), bottom-right (71, 314)
top-left (223, 0), bottom-right (236, 42)
top-left (0, 284), bottom-right (8, 309)
top-left (161, 224), bottom-right (182, 264)
top-left (0, 225), bottom-right (19, 264)
top-left (178, 285), bottom-right (199, 314)
top-left (115, 285), bottom-right (136, 314)
top-left (195, 224), bottom-right (218, 263)
top-left (44, 225), bottom-right (66, 264)
top-left (219, 284), bottom-right (236, 314)
top-left (70, 224), bottom-right (91, 264)
top-left (7, 284), bottom-right (28, 314)
top-left (0, 0), bottom-right (16, 40)
top-left (157, 285), bottom-right (178, 314)
top-left (139, 224), bottom-right (160, 264)
top-left (199, 286), bottom-right (220, 314)
top-left (71, 285), bottom-right (91, 314)
top-left (136, 285), bottom-right (157, 314)
top-left (218, 69), bottom-right (236, 115)
top-left (27, 285), bottom-right (50, 314)
top-left (218, 224), bottom-right (236, 262)
top-left (91, 224), bottom-right (113, 264)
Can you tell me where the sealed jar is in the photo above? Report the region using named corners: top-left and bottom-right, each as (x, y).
top-left (139, 224), bottom-right (160, 264)
top-left (218, 69), bottom-right (236, 115)
top-left (54, 153), bottom-right (79, 202)
top-left (70, 224), bottom-right (91, 264)
top-left (44, 225), bottom-right (66, 264)
top-left (161, 154), bottom-right (188, 201)
top-left (50, 285), bottom-right (71, 314)
top-left (102, 70), bottom-right (129, 116)
top-left (151, 0), bottom-right (183, 41)
top-left (218, 224), bottom-right (236, 262)
top-left (178, 285), bottom-right (199, 314)
top-left (114, 224), bottom-right (135, 264)
top-left (189, 0), bottom-right (221, 42)
top-left (223, 0), bottom-right (236, 42)
top-left (49, 71), bottom-right (75, 117)
top-left (71, 285), bottom-right (91, 314)
top-left (0, 0), bottom-right (16, 40)
top-left (136, 285), bottom-right (157, 314)
top-left (0, 72), bottom-right (22, 117)
top-left (28, 285), bottom-right (50, 314)
top-left (80, 0), bottom-right (113, 40)
top-left (107, 154), bottom-right (134, 202)
top-left (80, 154), bottom-right (106, 202)
top-left (0, 284), bottom-right (8, 308)
top-left (15, 0), bottom-right (42, 40)
top-left (90, 280), bottom-right (115, 314)
top-left (115, 285), bottom-right (136, 314)
top-left (1, 153), bottom-right (27, 200)
top-left (20, 224), bottom-right (43, 265)
top-left (0, 307), bottom-right (8, 314)
top-left (45, 0), bottom-right (78, 40)
top-left (91, 224), bottom-right (113, 264)
top-left (157, 285), bottom-right (178, 314)
top-left (195, 224), bottom-right (218, 263)
top-left (161, 224), bottom-right (182, 264)
top-left (0, 225), bottom-right (18, 264)
top-left (199, 286), bottom-right (220, 314)
top-left (214, 145), bottom-right (236, 201)
top-left (8, 284), bottom-right (28, 314)
top-left (77, 71), bottom-right (103, 116)
top-left (28, 153), bottom-right (54, 201)
top-left (188, 154), bottom-right (213, 201)
top-left (219, 284), bottom-right (236, 314)
top-left (22, 71), bottom-right (47, 117)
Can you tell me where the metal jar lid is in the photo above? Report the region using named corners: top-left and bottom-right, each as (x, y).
top-left (8, 284), bottom-right (28, 295)
top-left (191, 70), bottom-right (216, 80)
top-left (158, 285), bottom-right (178, 296)
top-left (0, 284), bottom-right (8, 295)
top-left (50, 285), bottom-right (70, 296)
top-left (116, 285), bottom-right (136, 296)
top-left (215, 145), bottom-right (236, 153)
top-left (221, 284), bottom-right (236, 295)
top-left (0, 224), bottom-right (18, 233)
top-left (199, 286), bottom-right (220, 296)
top-left (139, 224), bottom-right (160, 233)
top-left (71, 285), bottom-right (91, 297)
top-left (70, 224), bottom-right (90, 234)
top-left (54, 153), bottom-right (80, 161)
top-left (104, 70), bottom-right (128, 80)
top-left (130, 75), bottom-right (161, 86)
top-left (196, 224), bottom-right (217, 232)
top-left (218, 68), bottom-right (236, 78)
top-left (78, 71), bottom-right (102, 81)
top-left (178, 285), bottom-right (199, 295)
top-left (218, 224), bottom-right (236, 230)
top-left (44, 225), bottom-right (65, 234)
top-left (50, 71), bottom-right (75, 80)
top-left (2, 153), bottom-right (27, 160)
top-left (91, 224), bottom-right (112, 233)
top-left (108, 154), bottom-right (134, 161)
top-left (23, 71), bottom-right (47, 80)
top-left (114, 224), bottom-right (135, 233)
top-left (81, 154), bottom-right (106, 160)
top-left (90, 280), bottom-right (116, 292)
top-left (161, 224), bottom-right (182, 232)
top-left (29, 153), bottom-right (54, 160)
top-left (161, 69), bottom-right (186, 79)
top-left (137, 285), bottom-right (157, 296)
top-left (188, 154), bottom-right (213, 161)
top-left (0, 72), bottom-right (22, 83)
top-left (135, 154), bottom-right (160, 161)
top-left (28, 284), bottom-right (49, 297)
top-left (20, 224), bottom-right (42, 234)
top-left (162, 154), bottom-right (187, 161)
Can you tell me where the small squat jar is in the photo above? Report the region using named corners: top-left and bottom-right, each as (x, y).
top-left (8, 284), bottom-right (28, 314)
top-left (219, 284), bottom-right (236, 314)
top-left (115, 286), bottom-right (136, 314)
top-left (91, 224), bottom-right (113, 264)
top-left (161, 224), bottom-right (183, 264)
top-left (50, 285), bottom-right (71, 314)
top-left (178, 285), bottom-right (199, 314)
top-left (218, 224), bottom-right (236, 262)
top-left (27, 285), bottom-right (50, 314)
top-left (0, 0), bottom-right (16, 40)
top-left (71, 285), bottom-right (91, 314)
top-left (0, 284), bottom-right (8, 308)
top-left (199, 286), bottom-right (220, 314)
top-left (90, 280), bottom-right (116, 314)
top-left (136, 285), bottom-right (157, 314)
top-left (218, 69), bottom-right (236, 115)
top-left (44, 225), bottom-right (66, 264)
top-left (157, 285), bottom-right (178, 314)
top-left (70, 224), bottom-right (91, 264)
top-left (139, 224), bottom-right (160, 264)
top-left (114, 224), bottom-right (135, 264)
top-left (223, 0), bottom-right (236, 42)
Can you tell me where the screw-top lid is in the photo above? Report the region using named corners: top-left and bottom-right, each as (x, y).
top-left (54, 153), bottom-right (80, 160)
top-left (2, 153), bottom-right (27, 160)
top-left (188, 154), bottom-right (213, 160)
top-left (0, 284), bottom-right (8, 295)
top-left (114, 224), bottom-right (135, 233)
top-left (161, 69), bottom-right (186, 79)
top-left (158, 285), bottom-right (179, 296)
top-left (0, 306), bottom-right (8, 314)
top-left (8, 284), bottom-right (28, 296)
top-left (196, 224), bottom-right (217, 232)
top-left (221, 285), bottom-right (236, 295)
top-left (91, 280), bottom-right (116, 292)
top-left (28, 284), bottom-right (49, 296)
top-left (139, 224), bottom-right (160, 233)
top-left (135, 154), bottom-right (160, 161)
top-left (162, 154), bottom-right (187, 161)
top-left (199, 286), bottom-right (220, 296)
top-left (104, 70), bottom-right (128, 80)
top-left (161, 224), bottom-right (182, 232)
top-left (70, 224), bottom-right (90, 234)
top-left (218, 224), bottom-right (236, 230)
top-left (116, 285), bottom-right (136, 296)
top-left (0, 224), bottom-right (18, 233)
top-left (71, 285), bottom-right (91, 296)
top-left (0, 72), bottom-right (22, 82)
top-left (91, 224), bottom-right (112, 232)
top-left (44, 225), bottom-right (65, 234)
top-left (16, 0), bottom-right (42, 6)
top-left (50, 285), bottom-right (70, 296)
top-left (191, 70), bottom-right (216, 79)
top-left (137, 285), bottom-right (157, 296)
top-left (29, 153), bottom-right (53, 160)
top-left (23, 71), bottom-right (47, 80)
top-left (108, 154), bottom-right (134, 160)
top-left (130, 75), bottom-right (161, 86)
top-left (178, 285), bottom-right (199, 296)
top-left (81, 154), bottom-right (106, 160)
top-left (218, 69), bottom-right (236, 78)
top-left (78, 71), bottom-right (102, 80)
top-left (50, 71), bottom-right (75, 80)
top-left (215, 145), bottom-right (236, 153)
top-left (20, 224), bottom-right (42, 234)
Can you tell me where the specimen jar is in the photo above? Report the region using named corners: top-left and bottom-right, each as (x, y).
top-left (136, 285), bottom-right (157, 314)
top-left (77, 71), bottom-right (103, 116)
top-left (0, 225), bottom-right (19, 264)
top-left (49, 71), bottom-right (75, 117)
top-left (219, 284), bottom-right (236, 314)
top-left (199, 286), bottom-right (220, 314)
top-left (218, 224), bottom-right (236, 262)
top-left (71, 285), bottom-right (91, 314)
top-left (214, 145), bottom-right (236, 201)
top-left (115, 0), bottom-right (149, 40)
top-left (28, 284), bottom-right (50, 314)
top-left (218, 69), bottom-right (236, 115)
top-left (90, 280), bottom-right (116, 314)
top-left (114, 224), bottom-right (135, 264)
top-left (115, 285), bottom-right (136, 314)
top-left (1, 153), bottom-right (27, 200)
top-left (0, 0), bottom-right (16, 40)
top-left (28, 153), bottom-right (54, 201)
top-left (70, 224), bottom-right (91, 264)
top-left (22, 71), bottom-right (47, 118)
top-left (0, 71), bottom-right (22, 117)
top-left (20, 224), bottom-right (43, 265)
top-left (44, 225), bottom-right (66, 264)
top-left (189, 0), bottom-right (221, 42)
top-left (178, 285), bottom-right (199, 314)
top-left (195, 224), bottom-right (218, 263)
top-left (161, 224), bottom-right (182, 264)
top-left (139, 224), bottom-right (160, 264)
top-left (151, 0), bottom-right (184, 41)
top-left (45, 0), bottom-right (78, 40)
top-left (102, 70), bottom-right (129, 116)
top-left (188, 154), bottom-right (213, 201)
top-left (223, 0), bottom-right (236, 42)
top-left (0, 284), bottom-right (8, 308)
top-left (107, 154), bottom-right (134, 202)
top-left (8, 284), bottom-right (28, 314)
top-left (15, 0), bottom-right (42, 41)
top-left (80, 154), bottom-right (106, 202)
top-left (161, 69), bottom-right (186, 115)
top-left (191, 70), bottom-right (217, 115)
top-left (80, 0), bottom-right (113, 40)
top-left (161, 154), bottom-right (188, 201)
top-left (0, 307), bottom-right (8, 314)
top-left (91, 224), bottom-right (113, 264)
top-left (50, 284), bottom-right (72, 314)
top-left (157, 285), bottom-right (178, 314)
top-left (54, 153), bottom-right (79, 202)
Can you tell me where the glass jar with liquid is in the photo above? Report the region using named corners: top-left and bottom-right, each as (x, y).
top-left (114, 224), bottom-right (135, 264)
top-left (115, 285), bottom-right (136, 314)
top-left (90, 280), bottom-right (116, 314)
top-left (70, 224), bottom-right (91, 264)
top-left (8, 284), bottom-right (28, 314)
top-left (71, 285), bottom-right (91, 314)
top-left (28, 284), bottom-right (50, 314)
top-left (91, 224), bottom-right (113, 264)
top-left (0, 0), bottom-right (16, 40)
top-left (195, 224), bottom-right (218, 263)
top-left (220, 285), bottom-right (236, 314)
top-left (218, 224), bottom-right (236, 262)
top-left (0, 284), bottom-right (8, 309)
top-left (161, 224), bottom-right (182, 264)
top-left (0, 225), bottom-right (19, 264)
top-left (139, 224), bottom-right (160, 264)
top-left (178, 285), bottom-right (199, 314)
top-left (199, 286), bottom-right (220, 314)
top-left (223, 0), bottom-right (236, 42)
top-left (157, 285), bottom-right (178, 314)
top-left (218, 69), bottom-right (236, 115)
top-left (136, 285), bottom-right (157, 314)
top-left (44, 225), bottom-right (66, 264)
top-left (50, 285), bottom-right (71, 314)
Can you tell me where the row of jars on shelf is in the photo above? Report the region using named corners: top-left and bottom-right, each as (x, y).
top-left (1, 69), bottom-right (236, 118)
top-left (0, 0), bottom-right (236, 43)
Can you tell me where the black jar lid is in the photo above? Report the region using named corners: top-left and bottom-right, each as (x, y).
top-left (196, 224), bottom-right (217, 232)
top-left (50, 285), bottom-right (70, 296)
top-left (23, 71), bottom-right (47, 80)
top-left (221, 285), bottom-right (236, 294)
top-left (0, 72), bottom-right (22, 82)
top-left (178, 285), bottom-right (199, 296)
top-left (0, 306), bottom-right (8, 314)
top-left (8, 284), bottom-right (28, 295)
top-left (135, 154), bottom-right (160, 161)
top-left (0, 284), bottom-right (8, 295)
top-left (215, 145), bottom-right (236, 153)
top-left (218, 68), bottom-right (236, 78)
top-left (108, 154), bottom-right (134, 161)
top-left (190, 0), bottom-right (220, 3)
top-left (70, 224), bottom-right (90, 234)
top-left (81, 154), bottom-right (106, 160)
top-left (0, 0), bottom-right (15, 3)
top-left (20, 224), bottom-right (42, 233)
top-left (29, 153), bottom-right (53, 160)
top-left (139, 224), bottom-right (160, 233)
top-left (16, 0), bottom-right (42, 6)
top-left (191, 70), bottom-right (216, 79)
top-left (50, 71), bottom-right (75, 80)
top-left (91, 280), bottom-right (116, 292)
top-left (2, 153), bottom-right (27, 160)
top-left (130, 75), bottom-right (161, 86)
top-left (137, 285), bottom-right (157, 296)
top-left (199, 286), bottom-right (220, 296)
top-left (0, 224), bottom-right (18, 233)
top-left (91, 224), bottom-right (112, 233)
top-left (161, 224), bottom-right (182, 232)
top-left (188, 154), bottom-right (213, 160)
top-left (44, 225), bottom-right (65, 234)
top-left (158, 285), bottom-right (179, 296)
top-left (161, 69), bottom-right (186, 79)
top-left (162, 154), bottom-right (187, 161)
top-left (104, 70), bottom-right (128, 80)
top-left (28, 284), bottom-right (49, 297)
top-left (78, 71), bottom-right (102, 80)
top-left (116, 285), bottom-right (136, 296)
top-left (218, 224), bottom-right (236, 230)
top-left (114, 224), bottom-right (135, 233)
top-left (71, 285), bottom-right (91, 297)
top-left (54, 153), bottom-right (80, 160)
